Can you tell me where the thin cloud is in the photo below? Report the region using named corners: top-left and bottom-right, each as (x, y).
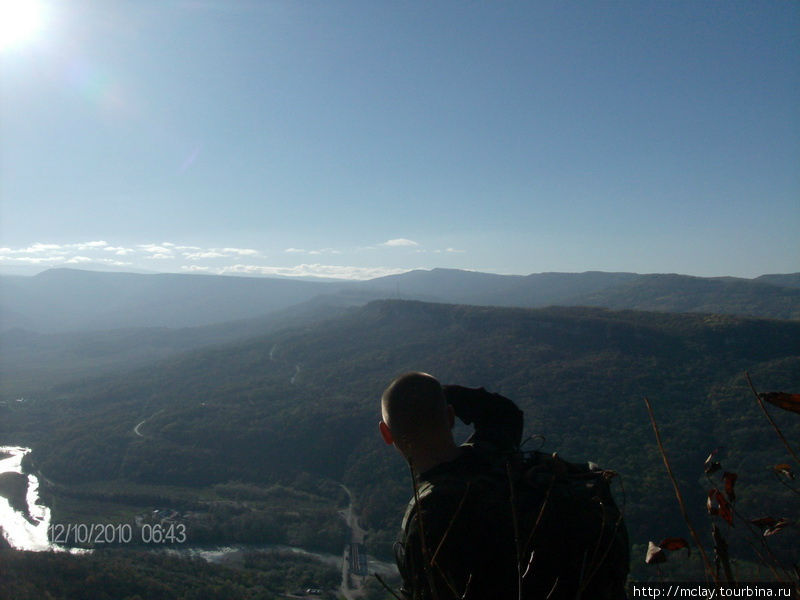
top-left (218, 263), bottom-right (409, 280)
top-left (14, 243), bottom-right (64, 254)
top-left (2, 241), bottom-right (411, 280)
top-left (181, 265), bottom-right (211, 272)
top-left (284, 247), bottom-right (342, 255)
top-left (183, 248), bottom-right (260, 259)
top-left (382, 238), bottom-right (419, 247)
top-left (139, 244), bottom-right (176, 255)
top-left (221, 247), bottom-right (258, 256)
top-left (0, 253), bottom-right (131, 267)
top-left (72, 241), bottom-right (108, 250)
top-left (103, 246), bottom-right (135, 255)
top-left (183, 251), bottom-right (226, 260)
top-left (0, 255), bottom-right (58, 264)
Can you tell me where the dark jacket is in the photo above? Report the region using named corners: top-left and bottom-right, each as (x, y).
top-left (395, 386), bottom-right (629, 600)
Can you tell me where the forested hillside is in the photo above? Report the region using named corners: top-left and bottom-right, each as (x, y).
top-left (4, 300), bottom-right (798, 572)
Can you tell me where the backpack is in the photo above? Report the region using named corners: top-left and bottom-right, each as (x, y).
top-left (399, 448), bottom-right (629, 600)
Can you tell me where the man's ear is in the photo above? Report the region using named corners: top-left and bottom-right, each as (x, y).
top-left (379, 421), bottom-right (394, 445)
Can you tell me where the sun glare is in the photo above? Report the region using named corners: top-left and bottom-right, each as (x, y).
top-left (0, 0), bottom-right (45, 51)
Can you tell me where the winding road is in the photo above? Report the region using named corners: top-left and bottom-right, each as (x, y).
top-left (132, 409), bottom-right (164, 438)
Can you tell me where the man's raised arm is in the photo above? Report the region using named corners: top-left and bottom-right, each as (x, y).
top-left (442, 385), bottom-right (523, 452)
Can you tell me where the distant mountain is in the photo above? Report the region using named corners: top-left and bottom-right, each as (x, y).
top-left (755, 272), bottom-right (800, 289)
top-left (2, 267), bottom-right (798, 334)
top-left (359, 268), bottom-right (640, 306)
top-left (9, 300), bottom-right (799, 563)
top-left (0, 268), bottom-right (348, 332)
top-left (570, 273), bottom-right (800, 319)
top-left (367, 268), bottom-right (800, 318)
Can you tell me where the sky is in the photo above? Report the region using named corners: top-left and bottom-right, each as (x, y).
top-left (1, 1), bottom-right (798, 280)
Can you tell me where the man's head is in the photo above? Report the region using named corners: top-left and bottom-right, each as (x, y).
top-left (379, 372), bottom-right (457, 468)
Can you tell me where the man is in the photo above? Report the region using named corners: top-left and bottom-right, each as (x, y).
top-left (380, 372), bottom-right (629, 600)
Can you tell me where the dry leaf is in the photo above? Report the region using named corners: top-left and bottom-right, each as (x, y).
top-left (759, 392), bottom-right (800, 415)
top-left (773, 464), bottom-right (795, 480)
top-left (646, 541), bottom-right (666, 564)
top-left (750, 517), bottom-right (792, 536)
top-left (704, 448), bottom-right (722, 475)
top-left (659, 537), bottom-right (690, 556)
top-left (707, 489), bottom-right (734, 527)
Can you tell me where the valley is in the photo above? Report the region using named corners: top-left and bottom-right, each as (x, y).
top-left (1, 269), bottom-right (799, 597)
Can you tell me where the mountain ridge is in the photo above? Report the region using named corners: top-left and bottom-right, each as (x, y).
top-left (2, 267), bottom-right (798, 334)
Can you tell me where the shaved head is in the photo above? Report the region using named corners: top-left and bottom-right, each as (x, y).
top-left (381, 372), bottom-right (450, 449)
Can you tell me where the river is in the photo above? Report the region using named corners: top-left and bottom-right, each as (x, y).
top-left (0, 446), bottom-right (54, 550)
top-left (0, 445), bottom-right (396, 583)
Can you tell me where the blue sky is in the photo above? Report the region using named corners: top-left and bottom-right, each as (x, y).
top-left (1, 1), bottom-right (798, 279)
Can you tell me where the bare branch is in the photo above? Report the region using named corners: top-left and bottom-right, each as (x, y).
top-left (645, 397), bottom-right (719, 584)
top-left (373, 573), bottom-right (403, 600)
top-left (506, 462), bottom-right (523, 600)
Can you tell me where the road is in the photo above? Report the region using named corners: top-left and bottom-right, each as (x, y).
top-left (132, 409), bottom-right (164, 438)
top-left (339, 484), bottom-right (367, 600)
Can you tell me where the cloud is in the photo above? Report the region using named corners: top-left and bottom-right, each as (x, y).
top-left (217, 263), bottom-right (409, 280)
top-left (181, 265), bottom-right (211, 272)
top-left (221, 247), bottom-right (258, 256)
top-left (382, 238), bottom-right (419, 247)
top-left (2, 240), bottom-right (410, 280)
top-left (284, 247), bottom-right (342, 256)
top-left (183, 251), bottom-right (226, 260)
top-left (0, 255), bottom-right (57, 264)
top-left (72, 241), bottom-right (108, 250)
top-left (183, 247), bottom-right (260, 260)
top-left (103, 246), bottom-right (135, 255)
top-left (17, 243), bottom-right (64, 254)
top-left (0, 253), bottom-right (131, 267)
top-left (139, 244), bottom-right (176, 255)
top-left (100, 259), bottom-right (133, 266)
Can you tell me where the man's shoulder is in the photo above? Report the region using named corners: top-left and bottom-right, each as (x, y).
top-left (402, 445), bottom-right (510, 532)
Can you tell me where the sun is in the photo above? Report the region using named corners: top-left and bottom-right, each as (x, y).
top-left (0, 0), bottom-right (45, 52)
